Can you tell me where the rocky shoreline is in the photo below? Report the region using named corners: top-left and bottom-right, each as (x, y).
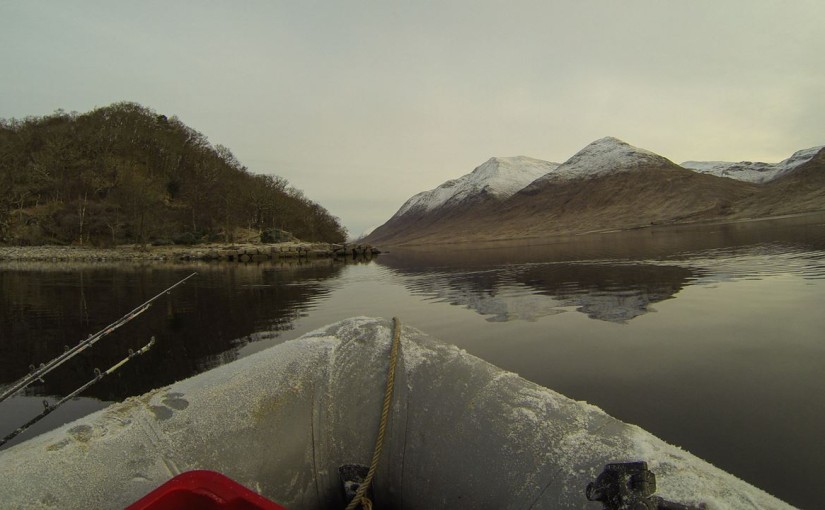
top-left (0, 242), bottom-right (381, 263)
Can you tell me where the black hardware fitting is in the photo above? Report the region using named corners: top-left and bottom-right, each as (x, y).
top-left (586, 462), bottom-right (703, 510)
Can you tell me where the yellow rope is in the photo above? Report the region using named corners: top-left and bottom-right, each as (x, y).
top-left (345, 317), bottom-right (402, 510)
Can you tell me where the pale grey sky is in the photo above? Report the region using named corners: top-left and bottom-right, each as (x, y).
top-left (2, 1), bottom-right (823, 237)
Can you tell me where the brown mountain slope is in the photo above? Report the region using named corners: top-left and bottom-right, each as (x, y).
top-left (371, 163), bottom-right (759, 245)
top-left (364, 193), bottom-right (499, 245)
top-left (491, 164), bottom-right (759, 237)
top-left (730, 147), bottom-right (825, 218)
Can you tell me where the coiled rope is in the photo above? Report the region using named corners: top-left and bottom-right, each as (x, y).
top-left (344, 317), bottom-right (403, 510)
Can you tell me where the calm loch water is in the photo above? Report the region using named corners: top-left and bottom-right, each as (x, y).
top-left (2, 214), bottom-right (824, 508)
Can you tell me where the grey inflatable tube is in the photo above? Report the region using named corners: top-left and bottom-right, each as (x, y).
top-left (0, 317), bottom-right (793, 509)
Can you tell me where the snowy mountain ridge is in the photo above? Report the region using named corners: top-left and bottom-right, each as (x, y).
top-left (364, 136), bottom-right (825, 246)
top-left (395, 156), bottom-right (559, 216)
top-left (681, 145), bottom-right (825, 183)
top-left (529, 137), bottom-right (675, 187)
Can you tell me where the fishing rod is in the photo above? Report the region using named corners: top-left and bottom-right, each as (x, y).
top-left (0, 272), bottom-right (197, 404)
top-left (0, 337), bottom-right (155, 448)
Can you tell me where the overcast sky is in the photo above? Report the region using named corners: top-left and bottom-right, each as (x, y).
top-left (2, 1), bottom-right (823, 237)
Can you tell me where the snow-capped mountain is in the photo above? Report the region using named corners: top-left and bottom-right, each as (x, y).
top-left (395, 156), bottom-right (559, 217)
top-left (528, 137), bottom-right (676, 187)
top-left (365, 137), bottom-right (824, 246)
top-left (681, 145), bottom-right (824, 183)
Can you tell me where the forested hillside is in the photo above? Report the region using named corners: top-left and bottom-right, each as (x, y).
top-left (0, 102), bottom-right (347, 246)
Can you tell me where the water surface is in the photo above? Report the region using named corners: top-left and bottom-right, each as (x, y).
top-left (1, 214), bottom-right (824, 508)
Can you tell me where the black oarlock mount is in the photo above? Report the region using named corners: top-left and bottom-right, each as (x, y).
top-left (586, 462), bottom-right (704, 510)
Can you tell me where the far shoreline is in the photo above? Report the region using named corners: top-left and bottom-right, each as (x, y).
top-left (3, 211), bottom-right (822, 262)
top-left (367, 210), bottom-right (825, 249)
top-left (0, 241), bottom-right (380, 263)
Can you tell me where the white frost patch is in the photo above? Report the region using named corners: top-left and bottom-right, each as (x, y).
top-left (681, 145), bottom-right (824, 183)
top-left (398, 336), bottom-right (439, 373)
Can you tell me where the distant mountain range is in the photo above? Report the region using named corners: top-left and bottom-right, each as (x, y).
top-left (364, 137), bottom-right (825, 245)
top-left (681, 145), bottom-right (823, 183)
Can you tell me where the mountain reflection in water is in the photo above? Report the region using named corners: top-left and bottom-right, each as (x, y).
top-left (377, 214), bottom-right (825, 324)
top-left (387, 261), bottom-right (695, 323)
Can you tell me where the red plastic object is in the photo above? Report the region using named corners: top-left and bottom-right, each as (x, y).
top-left (126, 470), bottom-right (288, 510)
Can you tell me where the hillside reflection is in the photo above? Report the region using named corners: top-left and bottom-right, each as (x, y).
top-left (380, 253), bottom-right (695, 323)
top-left (518, 263), bottom-right (694, 322)
top-left (376, 212), bottom-right (825, 323)
top-left (0, 259), bottom-right (347, 400)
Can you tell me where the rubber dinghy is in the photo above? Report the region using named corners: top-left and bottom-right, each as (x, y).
top-left (0, 317), bottom-right (792, 509)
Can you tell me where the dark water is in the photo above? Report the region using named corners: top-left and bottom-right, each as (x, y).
top-left (2, 214), bottom-right (825, 508)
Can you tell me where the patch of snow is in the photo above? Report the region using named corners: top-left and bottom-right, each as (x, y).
top-left (394, 156), bottom-right (559, 217)
top-left (681, 145), bottom-right (824, 183)
top-left (532, 137), bottom-right (673, 184)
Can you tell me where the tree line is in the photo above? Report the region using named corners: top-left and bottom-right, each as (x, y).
top-left (0, 102), bottom-right (347, 246)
